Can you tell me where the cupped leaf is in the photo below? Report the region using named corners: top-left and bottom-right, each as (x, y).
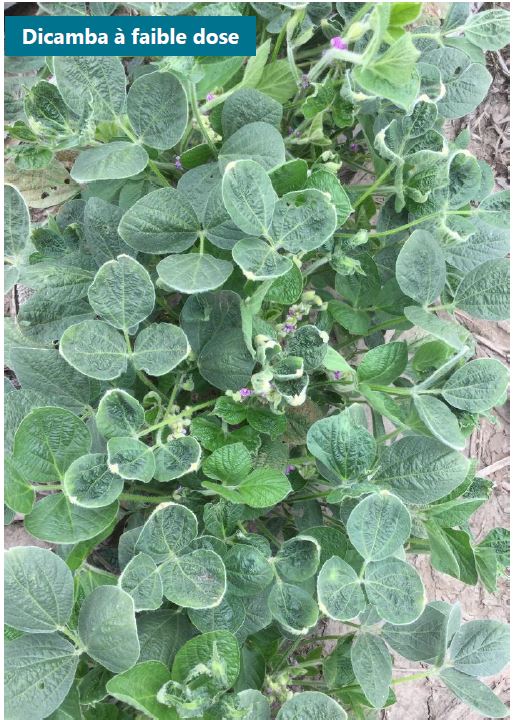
top-left (107, 437), bottom-right (156, 483)
top-left (172, 630), bottom-right (240, 690)
top-left (160, 548), bottom-right (227, 609)
top-left (119, 553), bottom-right (164, 611)
top-left (4, 455), bottom-right (35, 515)
top-left (60, 319), bottom-right (127, 380)
top-left (413, 394), bottom-right (466, 451)
top-left (274, 536), bottom-right (321, 582)
top-left (440, 668), bottom-right (509, 718)
top-left (222, 159), bottom-right (277, 236)
top-left (25, 495), bottom-right (118, 544)
top-left (54, 55), bottom-right (126, 120)
top-left (347, 492), bottom-right (411, 561)
top-left (306, 412), bottom-right (376, 482)
top-left (5, 634), bottom-right (79, 720)
top-left (83, 197), bottom-right (131, 267)
top-left (396, 230), bottom-right (446, 305)
top-left (5, 547), bottom-right (74, 633)
top-left (450, 620), bottom-right (510, 677)
top-left (188, 594), bottom-right (246, 635)
top-left (364, 557), bottom-right (425, 624)
top-left (305, 170), bottom-right (353, 224)
top-left (154, 437), bottom-right (202, 482)
top-left (271, 189), bottom-right (337, 253)
top-left (63, 453), bottom-right (124, 507)
top-left (87, 255), bottom-right (155, 331)
top-left (202, 442), bottom-right (252, 484)
top-left (218, 121), bottom-right (285, 171)
top-left (127, 70), bottom-right (188, 149)
top-left (71, 143), bottom-right (149, 183)
top-left (5, 183), bottom-right (30, 262)
top-left (276, 691), bottom-right (347, 719)
top-left (96, 389), bottom-right (145, 439)
top-left (157, 252), bottom-right (233, 293)
top-left (225, 544), bottom-right (274, 596)
top-left (351, 633), bottom-right (392, 708)
top-left (268, 581), bottom-right (319, 635)
top-left (317, 556), bottom-right (366, 621)
top-left (376, 436), bottom-right (470, 504)
top-left (78, 585), bottom-right (140, 673)
top-left (136, 502), bottom-right (197, 563)
top-left (222, 87), bottom-right (283, 138)
top-left (463, 9), bottom-right (510, 51)
top-left (285, 325), bottom-right (328, 372)
top-left (133, 323), bottom-right (190, 376)
top-left (232, 238), bottom-right (293, 280)
top-left (442, 358), bottom-right (509, 412)
top-left (118, 187), bottom-right (199, 254)
top-left (13, 406), bottom-right (91, 484)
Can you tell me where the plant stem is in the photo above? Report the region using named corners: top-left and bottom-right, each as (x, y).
top-left (272, 22), bottom-right (287, 62)
top-left (254, 519), bottom-right (281, 549)
top-left (147, 159), bottom-right (171, 186)
top-left (353, 165), bottom-right (394, 209)
top-left (392, 670), bottom-right (433, 685)
top-left (189, 82), bottom-right (218, 156)
top-left (137, 398), bottom-right (216, 436)
top-left (120, 492), bottom-right (168, 504)
top-left (288, 489), bottom-right (331, 503)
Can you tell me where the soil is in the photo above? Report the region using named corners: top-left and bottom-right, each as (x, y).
top-left (4, 3), bottom-right (510, 718)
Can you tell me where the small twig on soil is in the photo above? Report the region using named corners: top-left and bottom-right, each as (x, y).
top-left (479, 456), bottom-right (510, 477)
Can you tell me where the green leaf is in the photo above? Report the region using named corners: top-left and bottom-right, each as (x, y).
top-left (83, 197), bottom-right (132, 267)
top-left (213, 396), bottom-right (248, 425)
top-left (5, 184), bottom-right (31, 262)
top-left (445, 219), bottom-right (509, 274)
top-left (306, 412), bottom-right (376, 482)
top-left (5, 547), bottom-right (74, 633)
top-left (317, 556), bottom-right (366, 621)
top-left (5, 454), bottom-right (35, 515)
top-left (127, 71), bottom-right (188, 149)
top-left (202, 467), bottom-right (291, 508)
top-left (454, 259), bottom-right (510, 320)
top-left (222, 88), bottom-right (282, 138)
top-left (440, 668), bottom-right (509, 718)
top-left (137, 610), bottom-right (196, 666)
top-left (368, 33), bottom-right (420, 84)
top-left (463, 9), bottom-right (510, 51)
top-left (246, 406), bottom-right (287, 440)
top-left (106, 661), bottom-right (175, 720)
top-left (88, 255), bottom-right (155, 331)
top-left (274, 536), bottom-right (320, 582)
top-left (347, 492), bottom-right (411, 561)
top-left (96, 389), bottom-right (145, 439)
top-left (364, 557), bottom-right (425, 624)
top-left (63, 453), bottom-right (123, 507)
top-left (107, 437), bottom-right (156, 483)
top-left (383, 601), bottom-right (459, 663)
top-left (286, 325), bottom-right (328, 372)
top-left (13, 406), bottom-right (91, 484)
top-left (328, 301), bottom-right (370, 335)
top-left (441, 358), bottom-right (509, 414)
top-left (225, 544), bottom-right (274, 596)
top-left (119, 553), bottom-right (163, 611)
top-left (377, 436), bottom-right (470, 504)
top-left (60, 319), bottom-right (127, 380)
top-left (135, 502), bottom-right (197, 563)
top-left (256, 59), bottom-right (297, 103)
top-left (172, 630), bottom-right (240, 690)
top-left (403, 305), bottom-right (469, 350)
top-left (268, 581), bottom-right (319, 635)
top-left (133, 322), bottom-right (190, 376)
top-left (154, 437), bottom-right (202, 482)
top-left (203, 442), bottom-right (252, 484)
top-left (413, 394), bottom-right (466, 451)
top-left (160, 548), bottom-right (226, 609)
top-left (157, 252), bottom-right (233, 293)
top-left (54, 55), bottom-right (126, 120)
top-left (354, 65), bottom-right (420, 112)
top-left (25, 495), bottom-right (118, 544)
top-left (450, 620), bottom-right (510, 676)
top-left (71, 142), bottom-right (149, 183)
top-left (276, 691), bottom-right (347, 719)
top-left (357, 342), bottom-right (407, 385)
top-left (351, 633), bottom-right (392, 708)
top-left (118, 187), bottom-right (199, 254)
top-left (477, 190), bottom-right (509, 229)
top-left (396, 230), bottom-right (446, 305)
top-left (5, 634), bottom-right (79, 720)
top-left (78, 585), bottom-right (140, 673)
top-left (189, 594), bottom-right (246, 635)
top-left (271, 189), bottom-right (337, 253)
top-left (222, 159), bottom-right (277, 236)
top-left (269, 159), bottom-right (308, 196)
top-left (218, 122), bottom-right (286, 172)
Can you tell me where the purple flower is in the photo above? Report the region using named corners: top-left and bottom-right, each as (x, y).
top-left (240, 388), bottom-right (252, 398)
top-left (181, 428), bottom-right (188, 435)
top-left (174, 156), bottom-right (183, 170)
top-left (330, 36), bottom-right (348, 51)
top-left (333, 371), bottom-right (342, 381)
top-left (300, 74), bottom-right (310, 89)
top-left (350, 143), bottom-right (359, 152)
top-left (285, 464), bottom-right (295, 475)
top-left (283, 323), bottom-right (295, 333)
top-left (206, 92), bottom-right (216, 102)
top-left (294, 129), bottom-right (302, 138)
